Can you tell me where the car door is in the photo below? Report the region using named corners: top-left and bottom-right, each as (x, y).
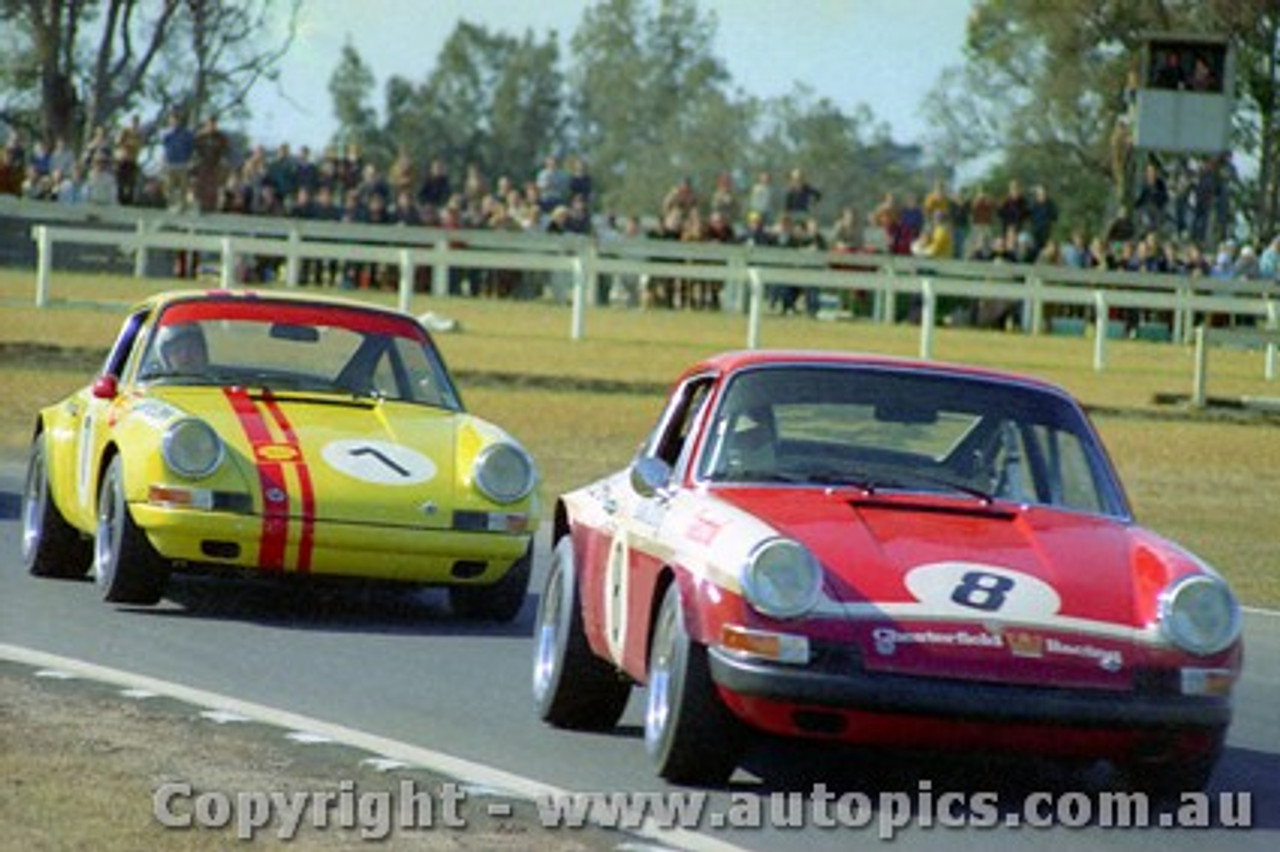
top-left (57, 308), bottom-right (151, 529)
top-left (591, 373), bottom-right (718, 676)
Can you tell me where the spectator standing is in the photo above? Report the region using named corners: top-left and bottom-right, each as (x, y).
top-left (81, 125), bottom-right (112, 171)
top-left (709, 171), bottom-right (738, 227)
top-left (948, 186), bottom-right (971, 258)
top-left (48, 138), bottom-right (75, 180)
top-left (265, 143), bottom-right (297, 200)
top-left (417, 158), bottom-right (451, 212)
top-left (997, 179), bottom-right (1028, 244)
top-left (783, 168), bottom-right (822, 222)
top-left (82, 152), bottom-right (119, 206)
top-left (897, 192), bottom-right (925, 254)
top-left (387, 146), bottom-right (416, 201)
top-left (4, 129), bottom-right (26, 173)
top-left (294, 145), bottom-right (319, 195)
top-left (535, 155), bottom-right (568, 212)
top-left (114, 114), bottom-right (145, 205)
top-left (192, 114), bottom-right (229, 213)
top-left (567, 156), bottom-right (593, 210)
top-left (1027, 184), bottom-right (1058, 252)
top-left (969, 185), bottom-right (996, 249)
top-left (747, 171), bottom-right (775, 225)
top-left (1133, 162), bottom-right (1168, 235)
top-left (161, 112), bottom-right (195, 211)
top-left (923, 179), bottom-right (949, 221)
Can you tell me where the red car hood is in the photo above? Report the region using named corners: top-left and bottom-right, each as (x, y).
top-left (714, 487), bottom-right (1155, 688)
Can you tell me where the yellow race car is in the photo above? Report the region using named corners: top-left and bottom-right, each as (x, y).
top-left (22, 289), bottom-right (539, 620)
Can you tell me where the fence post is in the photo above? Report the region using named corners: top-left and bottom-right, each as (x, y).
top-left (398, 249), bottom-right (414, 315)
top-left (571, 256), bottom-right (586, 341)
top-left (431, 241), bottom-right (449, 298)
top-left (582, 240), bottom-right (600, 308)
top-left (1191, 326), bottom-right (1208, 407)
top-left (34, 225), bottom-right (51, 307)
top-left (284, 229), bottom-right (301, 286)
top-left (220, 237), bottom-right (235, 290)
top-left (747, 267), bottom-right (764, 349)
top-left (133, 220), bottom-right (148, 278)
top-left (1092, 290), bottom-right (1108, 372)
top-left (1173, 280), bottom-right (1190, 343)
top-left (1266, 299), bottom-right (1278, 381)
top-left (919, 278), bottom-right (936, 360)
top-left (1027, 274), bottom-right (1044, 335)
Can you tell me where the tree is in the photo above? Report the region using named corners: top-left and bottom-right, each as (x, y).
top-left (0, 0), bottom-right (297, 152)
top-left (569, 0), bottom-right (735, 213)
top-left (328, 40), bottom-right (379, 154)
top-left (924, 0), bottom-right (1280, 240)
top-left (376, 23), bottom-right (562, 184)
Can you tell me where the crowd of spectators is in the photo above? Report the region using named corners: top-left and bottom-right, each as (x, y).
top-left (1, 113), bottom-right (1274, 321)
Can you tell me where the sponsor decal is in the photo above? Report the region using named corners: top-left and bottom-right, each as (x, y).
top-left (1044, 637), bottom-right (1124, 672)
top-left (871, 625), bottom-right (1124, 671)
top-left (872, 627), bottom-right (1004, 657)
top-left (1004, 630), bottom-right (1046, 658)
top-left (256, 443), bottom-right (301, 463)
top-left (685, 512), bottom-right (726, 545)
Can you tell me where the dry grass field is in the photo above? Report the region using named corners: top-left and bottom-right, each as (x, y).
top-left (2, 270), bottom-right (1278, 606)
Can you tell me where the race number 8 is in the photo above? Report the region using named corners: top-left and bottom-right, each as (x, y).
top-left (950, 571), bottom-right (1015, 612)
top-left (905, 562), bottom-right (1061, 619)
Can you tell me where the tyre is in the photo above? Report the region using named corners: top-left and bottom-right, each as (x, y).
top-left (22, 434), bottom-right (92, 578)
top-left (644, 582), bottom-right (744, 785)
top-left (94, 455), bottom-right (167, 605)
top-left (449, 541), bottom-right (533, 622)
top-left (533, 537), bottom-right (632, 729)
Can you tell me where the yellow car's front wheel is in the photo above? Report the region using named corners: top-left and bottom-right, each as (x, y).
top-left (94, 455), bottom-right (169, 605)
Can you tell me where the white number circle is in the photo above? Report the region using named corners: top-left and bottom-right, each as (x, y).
top-left (905, 561), bottom-right (1061, 618)
top-left (321, 440), bottom-right (436, 485)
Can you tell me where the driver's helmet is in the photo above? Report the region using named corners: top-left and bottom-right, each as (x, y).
top-left (154, 322), bottom-right (208, 371)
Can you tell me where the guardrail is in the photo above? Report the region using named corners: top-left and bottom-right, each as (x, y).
top-left (5, 196), bottom-right (1277, 370)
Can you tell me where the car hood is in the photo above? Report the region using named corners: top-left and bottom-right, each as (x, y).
top-left (138, 387), bottom-right (466, 528)
top-left (712, 487), bottom-right (1156, 687)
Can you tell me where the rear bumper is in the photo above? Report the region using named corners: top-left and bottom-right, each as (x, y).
top-left (708, 647), bottom-right (1232, 731)
top-left (132, 503), bottom-right (531, 583)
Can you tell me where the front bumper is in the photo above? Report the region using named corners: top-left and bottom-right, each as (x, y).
top-left (132, 503), bottom-right (531, 583)
top-left (708, 647), bottom-right (1232, 730)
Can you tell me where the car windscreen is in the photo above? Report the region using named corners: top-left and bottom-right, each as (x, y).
top-left (136, 301), bottom-right (461, 410)
top-left (698, 365), bottom-right (1127, 517)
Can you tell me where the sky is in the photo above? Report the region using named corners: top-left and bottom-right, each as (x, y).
top-left (246, 0), bottom-right (975, 151)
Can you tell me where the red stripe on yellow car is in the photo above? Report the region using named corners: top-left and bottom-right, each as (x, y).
top-left (223, 387), bottom-right (290, 570)
top-left (262, 393), bottom-right (316, 573)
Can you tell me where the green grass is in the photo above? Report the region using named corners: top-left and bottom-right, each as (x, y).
top-left (3, 269), bottom-right (1278, 606)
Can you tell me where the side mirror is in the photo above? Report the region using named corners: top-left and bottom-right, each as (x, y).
top-left (630, 455), bottom-right (673, 498)
top-left (91, 375), bottom-right (119, 399)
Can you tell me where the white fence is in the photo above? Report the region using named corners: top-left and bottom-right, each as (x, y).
top-left (4, 196), bottom-right (1278, 373)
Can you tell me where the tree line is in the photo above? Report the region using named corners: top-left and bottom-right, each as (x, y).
top-left (4, 0), bottom-right (1280, 241)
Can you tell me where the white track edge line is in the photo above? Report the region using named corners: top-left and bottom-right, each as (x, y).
top-left (0, 642), bottom-right (748, 852)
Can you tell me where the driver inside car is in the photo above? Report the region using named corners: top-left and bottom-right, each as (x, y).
top-left (154, 322), bottom-right (209, 374)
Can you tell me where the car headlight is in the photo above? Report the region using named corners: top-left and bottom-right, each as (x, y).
top-left (162, 418), bottom-right (223, 479)
top-left (741, 538), bottom-right (823, 619)
top-left (1158, 574), bottom-right (1241, 656)
top-left (473, 443), bottom-right (536, 504)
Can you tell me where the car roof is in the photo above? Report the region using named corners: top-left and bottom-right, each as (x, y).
top-left (135, 288), bottom-right (413, 321)
top-left (688, 349), bottom-right (1067, 395)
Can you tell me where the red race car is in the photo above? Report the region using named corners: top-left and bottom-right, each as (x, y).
top-left (532, 351), bottom-right (1241, 790)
